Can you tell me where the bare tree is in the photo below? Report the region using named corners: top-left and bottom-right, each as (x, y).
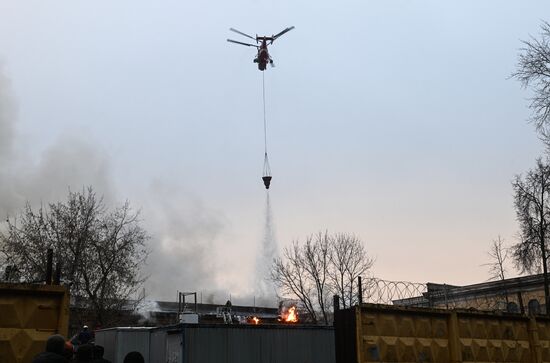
top-left (513, 21), bottom-right (550, 143)
top-left (329, 233), bottom-right (374, 309)
top-left (483, 236), bottom-right (511, 304)
top-left (271, 231), bottom-right (374, 324)
top-left (0, 187), bottom-right (149, 326)
top-left (272, 241), bottom-right (320, 322)
top-left (512, 158), bottom-right (550, 315)
top-left (302, 232), bottom-right (331, 324)
top-left (484, 236), bottom-right (510, 281)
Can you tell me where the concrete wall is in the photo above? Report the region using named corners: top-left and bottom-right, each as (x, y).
top-left (0, 283), bottom-right (69, 363)
top-left (335, 303), bottom-right (550, 363)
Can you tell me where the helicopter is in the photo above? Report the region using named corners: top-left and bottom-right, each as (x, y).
top-left (227, 26), bottom-right (295, 71)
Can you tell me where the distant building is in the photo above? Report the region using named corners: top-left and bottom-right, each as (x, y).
top-left (69, 298), bottom-right (279, 335)
top-left (394, 274), bottom-right (547, 314)
top-left (143, 300), bottom-right (279, 326)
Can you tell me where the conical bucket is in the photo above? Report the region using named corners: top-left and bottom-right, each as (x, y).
top-left (262, 176), bottom-right (272, 189)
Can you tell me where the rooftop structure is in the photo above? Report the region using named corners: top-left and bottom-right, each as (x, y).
top-left (393, 273), bottom-right (547, 314)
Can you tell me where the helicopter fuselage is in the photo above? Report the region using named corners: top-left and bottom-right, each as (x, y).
top-left (228, 27), bottom-right (293, 72)
top-left (255, 40), bottom-right (271, 71)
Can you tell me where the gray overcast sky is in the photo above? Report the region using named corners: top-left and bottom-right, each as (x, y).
top-left (0, 0), bottom-right (548, 302)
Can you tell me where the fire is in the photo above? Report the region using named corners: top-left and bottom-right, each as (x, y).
top-left (280, 305), bottom-right (298, 323)
top-left (252, 317), bottom-right (260, 324)
top-left (286, 306), bottom-right (298, 322)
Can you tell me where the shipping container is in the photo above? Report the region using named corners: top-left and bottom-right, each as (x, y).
top-left (334, 303), bottom-right (550, 363)
top-left (94, 327), bottom-right (153, 363)
top-left (0, 283), bottom-right (69, 363)
top-left (97, 324), bottom-right (335, 363)
top-left (150, 328), bottom-right (166, 363)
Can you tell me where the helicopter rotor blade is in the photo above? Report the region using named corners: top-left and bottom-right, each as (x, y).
top-left (229, 28), bottom-right (257, 42)
top-left (272, 26), bottom-right (295, 41)
top-left (227, 39), bottom-right (259, 48)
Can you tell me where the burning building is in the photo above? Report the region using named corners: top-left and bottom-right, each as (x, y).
top-left (135, 299), bottom-right (279, 326)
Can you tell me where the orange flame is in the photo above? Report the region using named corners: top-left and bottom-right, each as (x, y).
top-left (281, 306), bottom-right (298, 323)
top-left (252, 317), bottom-right (260, 324)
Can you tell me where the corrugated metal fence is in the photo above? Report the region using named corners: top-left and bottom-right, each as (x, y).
top-left (334, 303), bottom-right (550, 363)
top-left (97, 324), bottom-right (335, 363)
top-left (95, 328), bottom-right (152, 363)
top-left (180, 325), bottom-right (334, 363)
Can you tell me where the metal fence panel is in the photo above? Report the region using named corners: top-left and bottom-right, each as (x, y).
top-left (149, 329), bottom-right (166, 363)
top-left (165, 331), bottom-right (182, 363)
top-left (115, 329), bottom-right (151, 363)
top-left (182, 325), bottom-right (335, 363)
top-left (95, 328), bottom-right (151, 363)
top-left (98, 324), bottom-right (335, 363)
top-left (95, 329), bottom-right (117, 362)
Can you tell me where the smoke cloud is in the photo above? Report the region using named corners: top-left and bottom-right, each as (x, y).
top-left (0, 66), bottom-right (15, 163)
top-left (135, 299), bottom-right (161, 323)
top-left (139, 181), bottom-right (227, 301)
top-left (0, 66), bottom-right (272, 307)
top-left (0, 67), bottom-right (113, 218)
top-left (0, 67), bottom-right (115, 281)
top-left (0, 67), bottom-right (225, 301)
top-left (0, 66), bottom-right (20, 216)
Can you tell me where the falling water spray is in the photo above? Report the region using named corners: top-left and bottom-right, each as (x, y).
top-left (255, 192), bottom-right (278, 302)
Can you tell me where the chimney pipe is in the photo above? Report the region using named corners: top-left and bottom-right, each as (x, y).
top-left (45, 249), bottom-right (53, 285)
top-left (357, 276), bottom-right (363, 305)
top-left (54, 261), bottom-right (61, 285)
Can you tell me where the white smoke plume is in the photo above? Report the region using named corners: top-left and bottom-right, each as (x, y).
top-left (139, 181), bottom-right (227, 301)
top-left (0, 66), bottom-right (269, 308)
top-left (0, 67), bottom-right (220, 301)
top-left (0, 66), bottom-right (19, 216)
top-left (0, 66), bottom-right (15, 163)
top-left (0, 66), bottom-right (113, 219)
top-left (135, 299), bottom-right (161, 324)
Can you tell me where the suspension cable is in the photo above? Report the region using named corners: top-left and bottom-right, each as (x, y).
top-left (262, 71), bottom-right (267, 155)
top-left (262, 71), bottom-right (271, 177)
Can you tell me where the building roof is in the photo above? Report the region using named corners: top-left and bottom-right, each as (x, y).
top-left (394, 273), bottom-right (547, 308)
top-left (145, 300), bottom-right (278, 317)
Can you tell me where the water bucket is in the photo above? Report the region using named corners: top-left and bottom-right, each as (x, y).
top-left (262, 176), bottom-right (272, 189)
